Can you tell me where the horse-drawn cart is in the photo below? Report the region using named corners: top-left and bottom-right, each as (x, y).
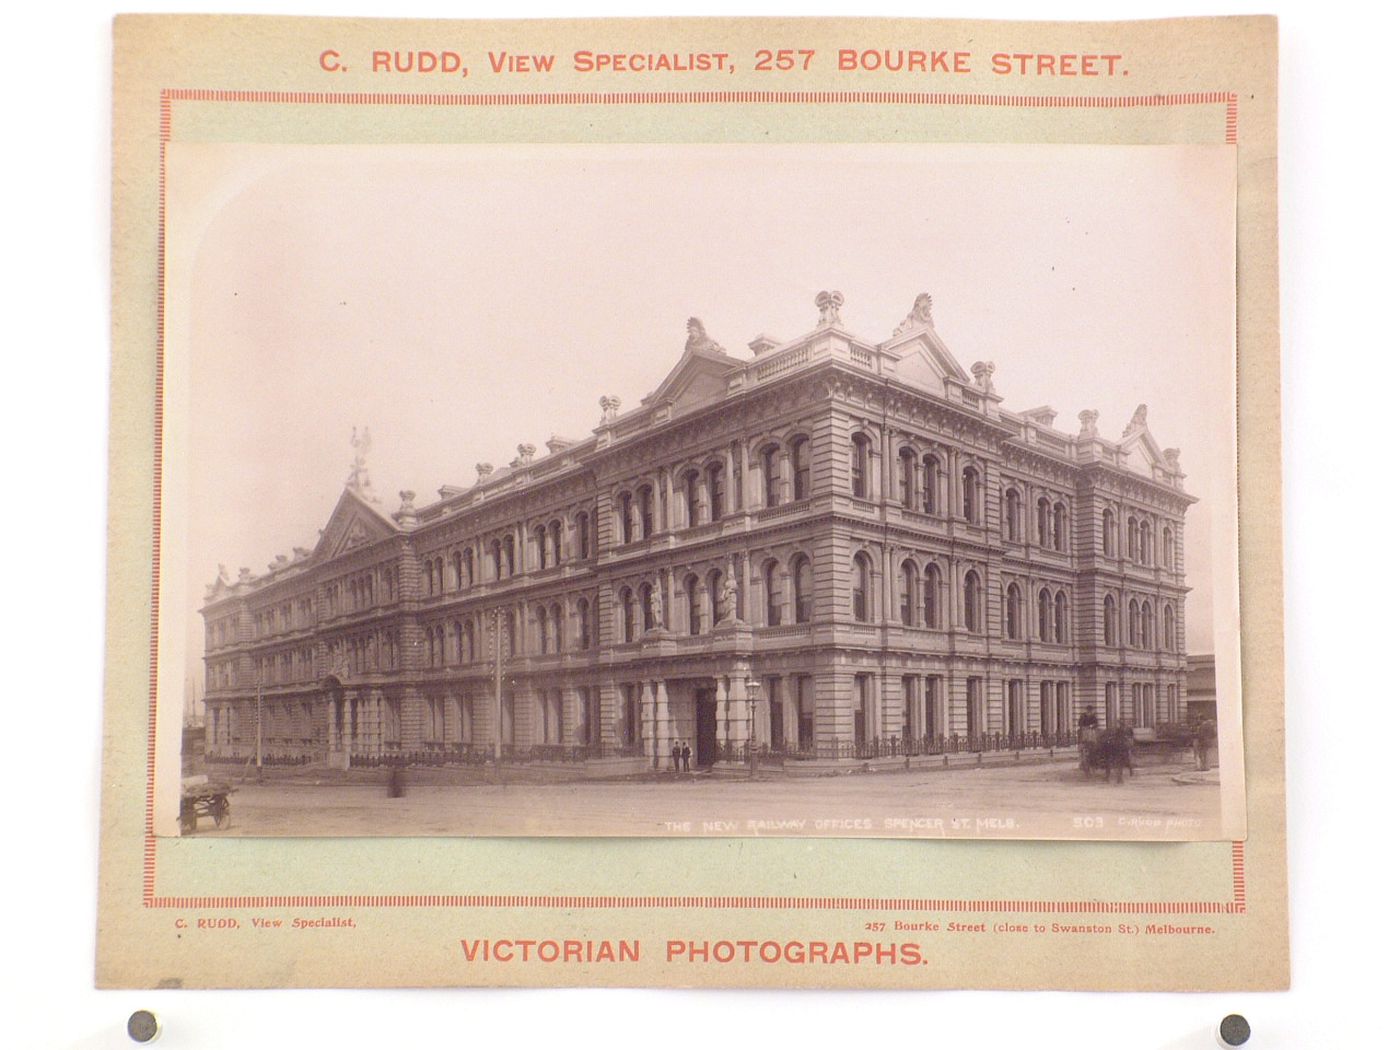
top-left (179, 776), bottom-right (234, 834)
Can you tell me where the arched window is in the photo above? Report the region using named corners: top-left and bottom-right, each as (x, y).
top-left (620, 587), bottom-right (635, 643)
top-left (899, 559), bottom-right (918, 625)
top-left (898, 447), bottom-right (917, 509)
top-left (637, 484), bottom-right (654, 539)
top-left (1038, 588), bottom-right (1053, 642)
top-left (962, 466), bottom-right (981, 523)
top-left (1053, 502), bottom-right (1068, 552)
top-left (1141, 600), bottom-right (1156, 649)
top-left (963, 571), bottom-right (982, 630)
top-left (762, 445), bottom-right (782, 508)
top-left (1102, 508), bottom-right (1117, 557)
top-left (619, 491), bottom-right (634, 545)
top-left (490, 541), bottom-right (503, 581)
top-left (852, 553), bottom-right (872, 622)
top-left (707, 568), bottom-right (725, 627)
top-left (1128, 598), bottom-right (1140, 648)
top-left (423, 559), bottom-right (434, 595)
top-left (850, 434), bottom-right (871, 499)
top-left (685, 574), bottom-right (702, 636)
top-left (1103, 594), bottom-right (1118, 646)
top-left (790, 436), bottom-right (811, 501)
top-left (1054, 591), bottom-right (1069, 643)
top-left (453, 621), bottom-right (464, 663)
top-left (793, 555), bottom-right (814, 624)
top-left (550, 603), bottom-right (563, 653)
top-left (1127, 515), bottom-right (1139, 561)
top-left (574, 511), bottom-right (590, 559)
top-left (1005, 583), bottom-right (1023, 639)
top-left (1004, 488), bottom-right (1023, 541)
top-left (684, 470), bottom-right (702, 528)
top-left (549, 520), bottom-right (562, 566)
top-left (1163, 603), bottom-right (1176, 652)
top-left (464, 621), bottom-right (475, 662)
top-left (706, 462), bottom-right (725, 521)
top-left (577, 599), bottom-right (591, 650)
top-left (502, 535), bottom-right (514, 576)
top-left (452, 552), bottom-right (463, 590)
top-left (1139, 520), bottom-right (1153, 565)
top-left (1163, 527), bottom-right (1175, 570)
top-left (528, 525), bottom-right (544, 570)
top-left (640, 582), bottom-right (657, 632)
top-left (923, 564), bottom-right (942, 628)
top-left (535, 605), bottom-right (549, 654)
top-left (1037, 497), bottom-right (1052, 547)
top-left (764, 561), bottom-right (782, 627)
top-left (922, 455), bottom-right (941, 515)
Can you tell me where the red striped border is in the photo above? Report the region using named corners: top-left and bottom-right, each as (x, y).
top-left (143, 86), bottom-right (1246, 917)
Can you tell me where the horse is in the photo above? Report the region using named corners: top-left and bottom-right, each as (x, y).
top-left (1081, 726), bottom-right (1135, 784)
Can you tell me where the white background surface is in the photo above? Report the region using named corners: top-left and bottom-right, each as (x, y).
top-left (4, 1), bottom-right (1395, 1046)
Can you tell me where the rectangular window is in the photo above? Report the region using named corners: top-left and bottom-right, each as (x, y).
top-left (1056, 682), bottom-right (1071, 738)
top-left (902, 675), bottom-right (919, 739)
top-left (795, 675), bottom-right (814, 749)
top-left (766, 676), bottom-right (784, 747)
top-left (1007, 680), bottom-right (1025, 737)
top-left (966, 677), bottom-right (984, 739)
top-left (853, 674), bottom-right (871, 745)
top-left (1039, 680), bottom-right (1055, 735)
top-left (924, 675), bottom-right (944, 739)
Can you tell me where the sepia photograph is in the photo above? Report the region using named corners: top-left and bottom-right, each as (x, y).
top-left (156, 142), bottom-right (1243, 841)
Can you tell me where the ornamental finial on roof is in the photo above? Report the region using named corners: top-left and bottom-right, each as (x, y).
top-left (599, 395), bottom-right (621, 424)
top-left (685, 317), bottom-right (724, 354)
top-left (893, 292), bottom-right (934, 336)
top-left (816, 290), bottom-right (845, 327)
top-left (346, 425), bottom-right (377, 501)
top-left (971, 360), bottom-right (997, 393)
top-left (1122, 403), bottom-right (1148, 436)
top-left (1078, 410), bottom-right (1099, 437)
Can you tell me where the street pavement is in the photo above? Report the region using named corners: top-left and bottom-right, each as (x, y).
top-left (198, 758), bottom-right (1222, 840)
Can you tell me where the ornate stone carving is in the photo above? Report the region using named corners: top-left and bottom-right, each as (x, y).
top-left (893, 292), bottom-right (934, 335)
top-left (720, 565), bottom-right (740, 623)
top-left (1123, 403), bottom-right (1148, 435)
top-left (517, 443), bottom-right (536, 465)
top-left (1163, 448), bottom-right (1181, 471)
top-left (599, 395), bottom-right (621, 424)
top-left (476, 462), bottom-right (494, 481)
top-left (815, 290), bottom-right (845, 327)
top-left (971, 360), bottom-right (997, 393)
top-left (1078, 410), bottom-right (1099, 437)
top-left (346, 426), bottom-right (376, 500)
top-left (685, 317), bottom-right (724, 354)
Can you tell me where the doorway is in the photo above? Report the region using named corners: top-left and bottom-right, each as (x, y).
top-left (695, 687), bottom-right (717, 767)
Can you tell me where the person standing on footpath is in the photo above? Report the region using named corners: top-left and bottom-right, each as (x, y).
top-left (681, 741), bottom-right (691, 773)
top-left (671, 739), bottom-right (682, 773)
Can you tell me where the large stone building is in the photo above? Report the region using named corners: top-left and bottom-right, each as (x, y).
top-left (199, 291), bottom-right (1194, 770)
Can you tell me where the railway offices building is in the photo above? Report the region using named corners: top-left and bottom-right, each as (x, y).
top-left (199, 292), bottom-right (1194, 771)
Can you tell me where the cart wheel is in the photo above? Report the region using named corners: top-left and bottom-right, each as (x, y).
top-left (179, 802), bottom-right (197, 835)
top-left (212, 797), bottom-right (231, 830)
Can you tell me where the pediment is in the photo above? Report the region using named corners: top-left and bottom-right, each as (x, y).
top-left (640, 346), bottom-right (738, 417)
top-left (1118, 425), bottom-right (1169, 477)
top-left (882, 326), bottom-right (971, 385)
top-left (312, 488), bottom-right (400, 561)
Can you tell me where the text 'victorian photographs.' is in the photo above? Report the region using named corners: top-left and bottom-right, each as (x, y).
top-left (159, 143), bottom-right (1243, 841)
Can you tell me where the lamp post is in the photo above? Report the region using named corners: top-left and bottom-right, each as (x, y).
top-left (744, 675), bottom-right (761, 779)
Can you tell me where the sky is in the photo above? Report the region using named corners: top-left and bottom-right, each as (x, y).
top-left (163, 142), bottom-right (1237, 687)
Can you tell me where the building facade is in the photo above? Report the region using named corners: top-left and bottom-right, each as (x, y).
top-left (200, 291), bottom-right (1194, 769)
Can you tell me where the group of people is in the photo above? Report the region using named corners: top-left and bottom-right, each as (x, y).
top-left (669, 739), bottom-right (692, 773)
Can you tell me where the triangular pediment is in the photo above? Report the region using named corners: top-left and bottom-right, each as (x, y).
top-left (312, 488), bottom-right (400, 561)
top-left (882, 326), bottom-right (971, 386)
top-left (640, 345), bottom-right (738, 417)
top-left (1118, 424), bottom-right (1168, 477)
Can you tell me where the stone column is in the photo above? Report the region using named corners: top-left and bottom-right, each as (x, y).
top-left (716, 675), bottom-right (730, 749)
top-left (724, 445), bottom-right (737, 516)
top-left (655, 680), bottom-right (671, 760)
